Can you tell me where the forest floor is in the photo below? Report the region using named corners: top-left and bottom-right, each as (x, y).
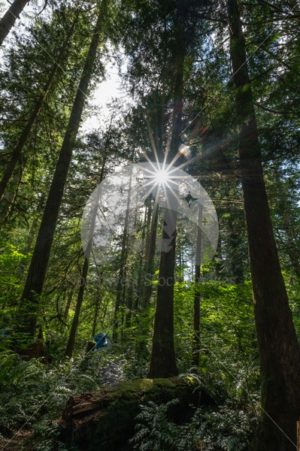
top-left (0, 347), bottom-right (258, 451)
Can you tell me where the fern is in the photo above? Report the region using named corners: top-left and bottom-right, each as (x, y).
top-left (130, 398), bottom-right (255, 451)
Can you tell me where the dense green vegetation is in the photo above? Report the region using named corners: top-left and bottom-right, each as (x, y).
top-left (0, 0), bottom-right (299, 450)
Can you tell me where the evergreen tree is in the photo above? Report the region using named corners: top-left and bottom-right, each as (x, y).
top-left (17, 0), bottom-right (109, 345)
top-left (228, 0), bottom-right (300, 448)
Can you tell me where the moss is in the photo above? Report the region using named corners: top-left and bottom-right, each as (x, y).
top-left (61, 377), bottom-right (212, 451)
top-left (116, 378), bottom-right (154, 395)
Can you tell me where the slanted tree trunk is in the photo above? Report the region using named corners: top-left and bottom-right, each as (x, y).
top-left (17, 3), bottom-right (107, 343)
top-left (0, 16), bottom-right (77, 203)
top-left (228, 0), bottom-right (300, 448)
top-left (0, 0), bottom-right (30, 46)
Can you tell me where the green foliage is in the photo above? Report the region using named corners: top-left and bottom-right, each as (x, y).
top-left (0, 242), bottom-right (28, 337)
top-left (130, 399), bottom-right (181, 451)
top-left (130, 397), bottom-right (256, 451)
top-left (174, 279), bottom-right (258, 373)
top-left (0, 348), bottom-right (128, 448)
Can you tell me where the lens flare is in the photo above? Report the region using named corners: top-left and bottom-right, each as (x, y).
top-left (153, 168), bottom-right (171, 186)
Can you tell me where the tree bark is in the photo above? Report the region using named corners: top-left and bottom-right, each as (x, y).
top-left (134, 204), bottom-right (149, 311)
top-left (92, 275), bottom-right (103, 338)
top-left (228, 0), bottom-right (300, 449)
top-left (0, 0), bottom-right (30, 46)
top-left (112, 169), bottom-right (133, 341)
top-left (17, 3), bottom-right (107, 342)
top-left (64, 287), bottom-right (74, 320)
top-left (149, 15), bottom-right (185, 378)
top-left (192, 204), bottom-right (202, 369)
top-left (149, 209), bottom-right (179, 377)
top-left (142, 201), bottom-right (159, 307)
top-left (227, 207), bottom-right (245, 284)
top-left (60, 377), bottom-right (213, 451)
top-left (65, 257), bottom-right (89, 357)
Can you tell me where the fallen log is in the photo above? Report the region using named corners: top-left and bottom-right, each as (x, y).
top-left (60, 376), bottom-right (215, 450)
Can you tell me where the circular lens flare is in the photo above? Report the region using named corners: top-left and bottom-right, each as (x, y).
top-left (153, 168), bottom-right (170, 186)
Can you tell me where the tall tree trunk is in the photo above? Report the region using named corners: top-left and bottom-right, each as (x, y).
top-left (65, 257), bottom-right (89, 357)
top-left (0, 15), bottom-right (77, 203)
top-left (149, 16), bottom-right (185, 378)
top-left (0, 164), bottom-right (22, 221)
top-left (135, 202), bottom-right (157, 358)
top-left (228, 0), bottom-right (300, 449)
top-left (142, 201), bottom-right (158, 307)
top-left (92, 275), bottom-right (103, 337)
top-left (149, 209), bottom-right (178, 377)
top-left (65, 152), bottom-right (107, 357)
top-left (112, 169), bottom-right (133, 341)
top-left (273, 168), bottom-right (300, 278)
top-left (283, 218), bottom-right (300, 278)
top-left (124, 201), bottom-right (140, 328)
top-left (16, 3), bottom-right (107, 343)
top-left (134, 205), bottom-right (149, 311)
top-left (227, 209), bottom-right (245, 284)
top-left (64, 287), bottom-right (74, 320)
top-left (0, 0), bottom-right (30, 46)
top-left (125, 280), bottom-right (134, 329)
top-left (192, 204), bottom-right (202, 369)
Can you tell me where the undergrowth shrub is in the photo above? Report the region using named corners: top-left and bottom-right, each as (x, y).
top-left (130, 397), bottom-right (257, 451)
top-left (0, 348), bottom-right (128, 450)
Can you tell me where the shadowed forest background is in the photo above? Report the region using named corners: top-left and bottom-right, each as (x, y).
top-left (0, 0), bottom-right (299, 450)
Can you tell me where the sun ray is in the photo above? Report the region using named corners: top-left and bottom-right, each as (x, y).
top-left (140, 165), bottom-right (161, 176)
top-left (165, 149), bottom-right (184, 171)
top-left (135, 160), bottom-right (195, 214)
top-left (168, 153), bottom-right (202, 174)
top-left (164, 181), bottom-right (183, 208)
top-left (141, 183), bottom-right (157, 202)
top-left (139, 148), bottom-right (160, 173)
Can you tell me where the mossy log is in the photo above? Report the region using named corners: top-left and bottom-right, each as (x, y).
top-left (60, 376), bottom-right (215, 451)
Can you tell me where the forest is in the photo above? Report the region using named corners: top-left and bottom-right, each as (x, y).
top-left (0, 0), bottom-right (299, 450)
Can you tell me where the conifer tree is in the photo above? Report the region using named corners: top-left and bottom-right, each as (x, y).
top-left (17, 0), bottom-right (109, 344)
top-left (228, 0), bottom-right (300, 448)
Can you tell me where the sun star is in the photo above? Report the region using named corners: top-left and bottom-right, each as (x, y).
top-left (153, 168), bottom-right (171, 187)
